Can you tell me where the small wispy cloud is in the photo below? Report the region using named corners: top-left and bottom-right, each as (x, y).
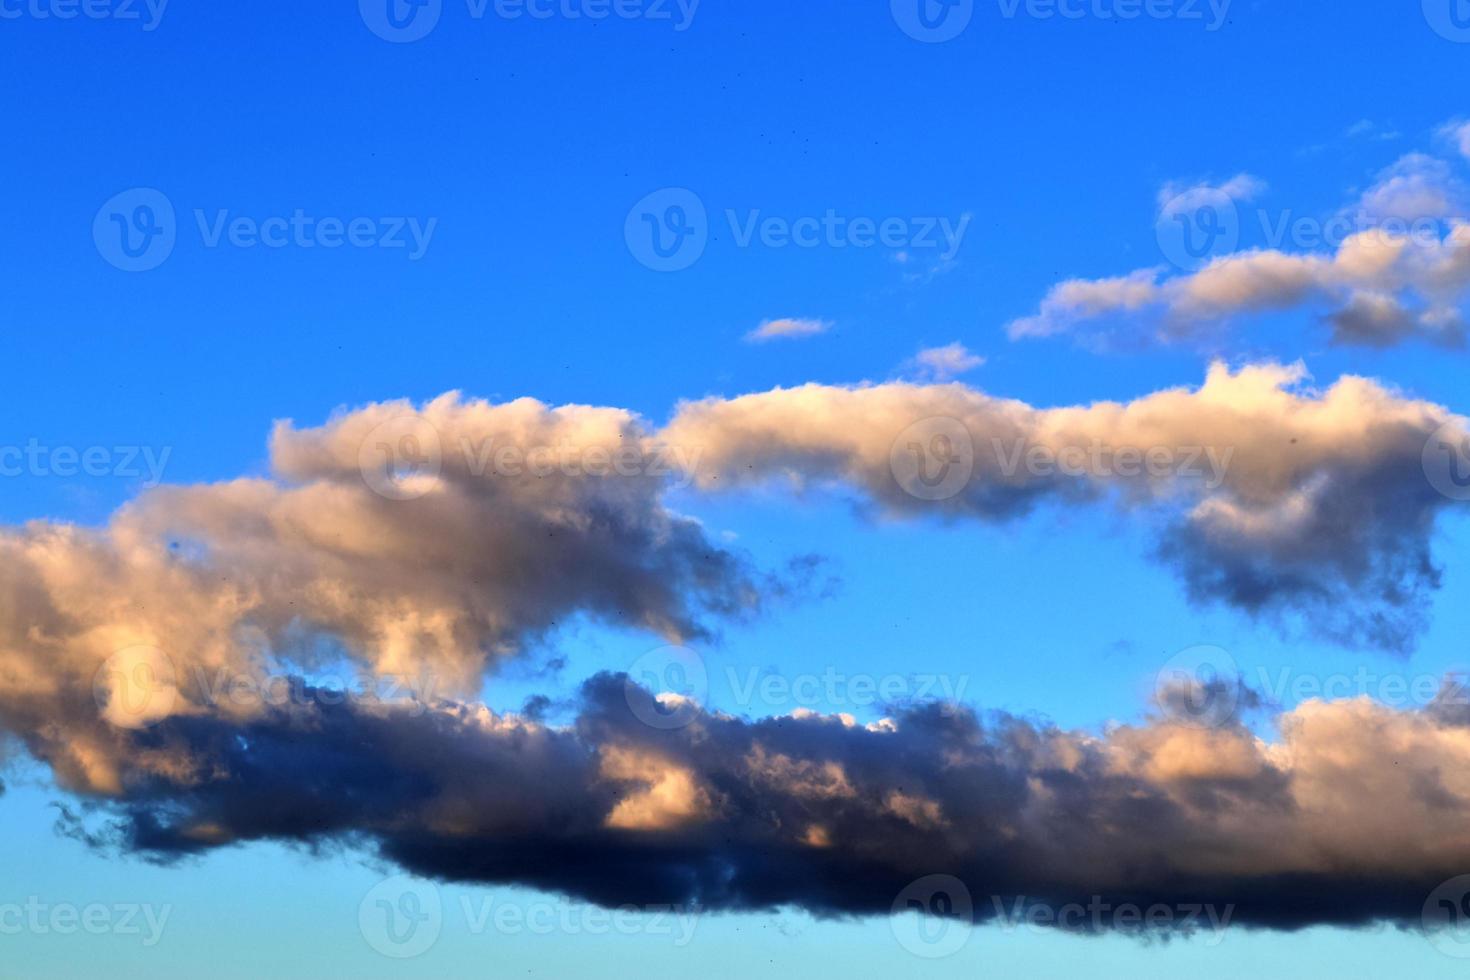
top-left (902, 342), bottom-right (985, 381)
top-left (745, 317), bottom-right (832, 343)
top-left (1156, 173), bottom-right (1266, 218)
top-left (1345, 119), bottom-right (1401, 142)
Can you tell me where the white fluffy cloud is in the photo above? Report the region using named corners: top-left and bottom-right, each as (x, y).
top-left (902, 342), bottom-right (985, 381)
top-left (745, 317), bottom-right (832, 343)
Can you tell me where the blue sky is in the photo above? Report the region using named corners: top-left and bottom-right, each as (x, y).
top-left (7, 0), bottom-right (1470, 975)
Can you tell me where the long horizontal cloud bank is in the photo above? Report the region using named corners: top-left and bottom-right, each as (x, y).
top-left (0, 378), bottom-right (1467, 932)
top-left (37, 671), bottom-right (1470, 932)
top-left (665, 362), bottom-right (1467, 652)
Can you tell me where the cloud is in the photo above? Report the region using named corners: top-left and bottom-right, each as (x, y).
top-left (902, 342), bottom-right (985, 381)
top-left (664, 362), bottom-right (1467, 652)
top-left (0, 391), bottom-right (799, 796)
top-left (1157, 173), bottom-right (1267, 218)
top-left (26, 668), bottom-right (1470, 933)
top-left (1346, 120), bottom-right (1399, 142)
top-left (1354, 154), bottom-right (1464, 223)
top-left (0, 382), bottom-right (1468, 931)
top-left (1011, 155), bottom-right (1470, 348)
top-left (1440, 119), bottom-right (1470, 161)
top-left (745, 318), bottom-right (832, 343)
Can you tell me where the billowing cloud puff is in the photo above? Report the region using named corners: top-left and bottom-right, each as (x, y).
top-left (902, 342), bottom-right (986, 382)
top-left (0, 391), bottom-right (790, 791)
top-left (664, 362), bottom-right (1466, 652)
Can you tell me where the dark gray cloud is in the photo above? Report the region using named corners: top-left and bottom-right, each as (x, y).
top-left (22, 673), bottom-right (1470, 933)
